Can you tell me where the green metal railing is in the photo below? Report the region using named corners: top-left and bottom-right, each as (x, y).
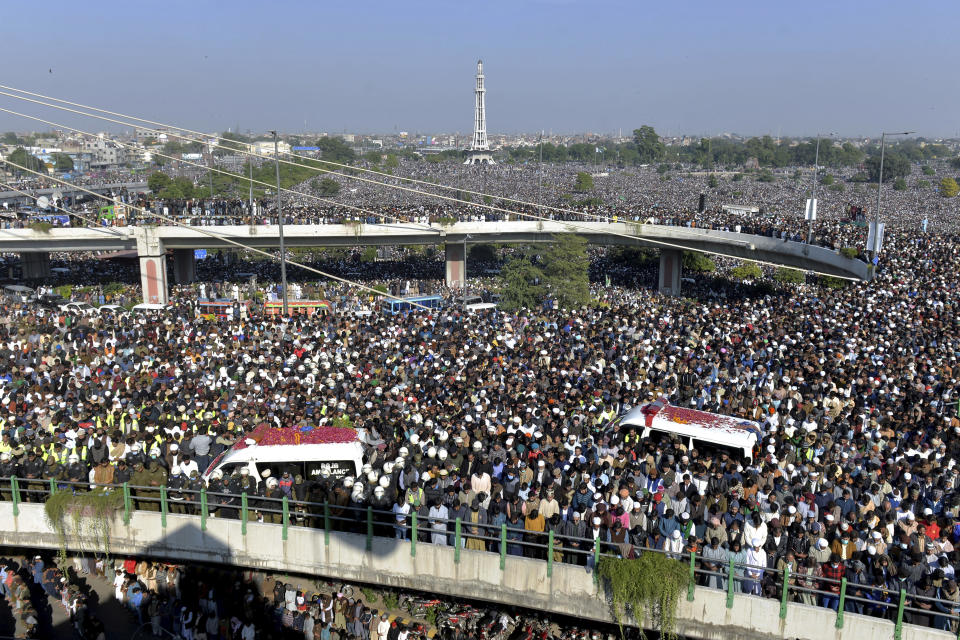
top-left (5, 476), bottom-right (960, 638)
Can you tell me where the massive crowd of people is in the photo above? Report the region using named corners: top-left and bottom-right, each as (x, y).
top-left (0, 154), bottom-right (959, 635)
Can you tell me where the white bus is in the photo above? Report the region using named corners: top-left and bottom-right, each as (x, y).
top-left (620, 397), bottom-right (762, 461)
top-left (203, 426), bottom-right (365, 484)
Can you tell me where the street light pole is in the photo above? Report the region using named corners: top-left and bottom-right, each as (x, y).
top-left (538, 131), bottom-right (543, 219)
top-left (808, 132), bottom-right (834, 245)
top-left (873, 130), bottom-right (913, 259)
top-left (271, 130), bottom-right (288, 315)
top-left (462, 234), bottom-right (472, 310)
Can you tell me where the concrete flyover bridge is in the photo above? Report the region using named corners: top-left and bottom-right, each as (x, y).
top-left (0, 500), bottom-right (946, 640)
top-left (0, 221), bottom-right (870, 302)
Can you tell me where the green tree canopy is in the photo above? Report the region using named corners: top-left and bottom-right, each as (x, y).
top-left (316, 177), bottom-right (341, 196)
top-left (316, 137), bottom-right (356, 166)
top-left (773, 267), bottom-right (805, 284)
top-left (940, 177), bottom-right (959, 198)
top-left (865, 153), bottom-right (910, 182)
top-left (214, 131), bottom-right (251, 156)
top-left (498, 254), bottom-right (544, 311)
top-left (632, 126), bottom-right (665, 163)
top-left (5, 147), bottom-right (45, 173)
top-left (542, 234), bottom-right (590, 308)
top-left (681, 251), bottom-right (716, 273)
top-left (148, 171), bottom-right (172, 193)
top-left (52, 153), bottom-right (73, 173)
top-left (730, 262), bottom-right (763, 281)
top-left (893, 177), bottom-right (907, 191)
top-left (574, 172), bottom-right (594, 192)
top-left (159, 176), bottom-right (196, 200)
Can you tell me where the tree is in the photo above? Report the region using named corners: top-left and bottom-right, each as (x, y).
top-left (757, 169), bottom-right (775, 183)
top-left (316, 177), bottom-right (341, 197)
top-left (574, 172), bottom-right (594, 192)
top-left (632, 126), bottom-right (665, 163)
top-left (1, 132), bottom-right (17, 145)
top-left (922, 165), bottom-right (936, 176)
top-left (215, 131), bottom-right (251, 156)
top-left (360, 247), bottom-right (378, 263)
top-left (940, 177), bottom-right (959, 198)
top-left (384, 154), bottom-right (399, 169)
top-left (820, 174), bottom-right (834, 186)
top-left (865, 153), bottom-right (910, 182)
top-left (893, 177), bottom-right (907, 191)
top-left (364, 151), bottom-right (382, 164)
top-left (681, 251), bottom-right (715, 273)
top-left (950, 157), bottom-right (960, 170)
top-left (707, 174), bottom-right (719, 188)
top-left (773, 267), bottom-right (805, 284)
top-left (5, 147), bottom-right (45, 173)
top-left (498, 254), bottom-right (543, 311)
top-left (316, 137), bottom-right (356, 165)
top-left (148, 171), bottom-right (172, 193)
top-left (52, 153), bottom-right (74, 173)
top-left (542, 234), bottom-right (590, 308)
top-left (160, 177), bottom-right (195, 200)
top-left (917, 180), bottom-right (931, 189)
top-left (729, 262), bottom-right (762, 281)
top-left (819, 276), bottom-right (848, 289)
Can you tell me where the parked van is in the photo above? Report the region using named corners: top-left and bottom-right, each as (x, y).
top-left (619, 397), bottom-right (761, 461)
top-left (203, 425), bottom-right (364, 484)
top-left (3, 284), bottom-right (34, 303)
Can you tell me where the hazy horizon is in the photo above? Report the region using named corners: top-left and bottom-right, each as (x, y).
top-left (1, 0), bottom-right (957, 139)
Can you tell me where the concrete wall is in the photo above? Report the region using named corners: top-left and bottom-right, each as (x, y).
top-left (0, 503), bottom-right (945, 640)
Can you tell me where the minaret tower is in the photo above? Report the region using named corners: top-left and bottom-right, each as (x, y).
top-left (465, 59), bottom-right (494, 165)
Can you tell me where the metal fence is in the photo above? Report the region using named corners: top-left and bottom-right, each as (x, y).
top-left (2, 476), bottom-right (958, 639)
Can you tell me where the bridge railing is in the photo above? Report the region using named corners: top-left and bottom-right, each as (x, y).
top-left (3, 477), bottom-right (956, 638)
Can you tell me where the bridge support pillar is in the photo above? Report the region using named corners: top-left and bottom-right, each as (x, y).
top-left (134, 228), bottom-right (169, 304)
top-left (20, 252), bottom-right (51, 280)
top-left (658, 249), bottom-right (682, 296)
top-left (172, 249), bottom-right (195, 285)
top-left (445, 243), bottom-right (465, 287)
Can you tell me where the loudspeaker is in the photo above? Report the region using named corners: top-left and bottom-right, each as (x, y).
top-left (698, 193), bottom-right (706, 213)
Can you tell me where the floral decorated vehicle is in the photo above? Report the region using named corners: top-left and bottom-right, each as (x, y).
top-left (202, 423), bottom-right (364, 484)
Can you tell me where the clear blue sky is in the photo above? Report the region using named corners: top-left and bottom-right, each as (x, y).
top-left (1, 0), bottom-right (956, 138)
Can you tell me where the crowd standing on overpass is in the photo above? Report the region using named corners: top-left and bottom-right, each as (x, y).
top-left (0, 157), bottom-right (958, 633)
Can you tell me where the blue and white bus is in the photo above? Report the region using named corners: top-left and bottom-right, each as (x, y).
top-left (381, 295), bottom-right (443, 315)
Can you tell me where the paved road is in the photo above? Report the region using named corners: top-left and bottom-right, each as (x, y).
top-left (2, 554), bottom-right (151, 640)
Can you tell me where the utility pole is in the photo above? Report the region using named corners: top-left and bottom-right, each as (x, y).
top-left (872, 131), bottom-right (913, 261)
top-left (538, 130), bottom-right (543, 219)
top-left (271, 130), bottom-right (288, 315)
top-left (462, 234), bottom-right (472, 310)
top-left (808, 132), bottom-right (833, 245)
